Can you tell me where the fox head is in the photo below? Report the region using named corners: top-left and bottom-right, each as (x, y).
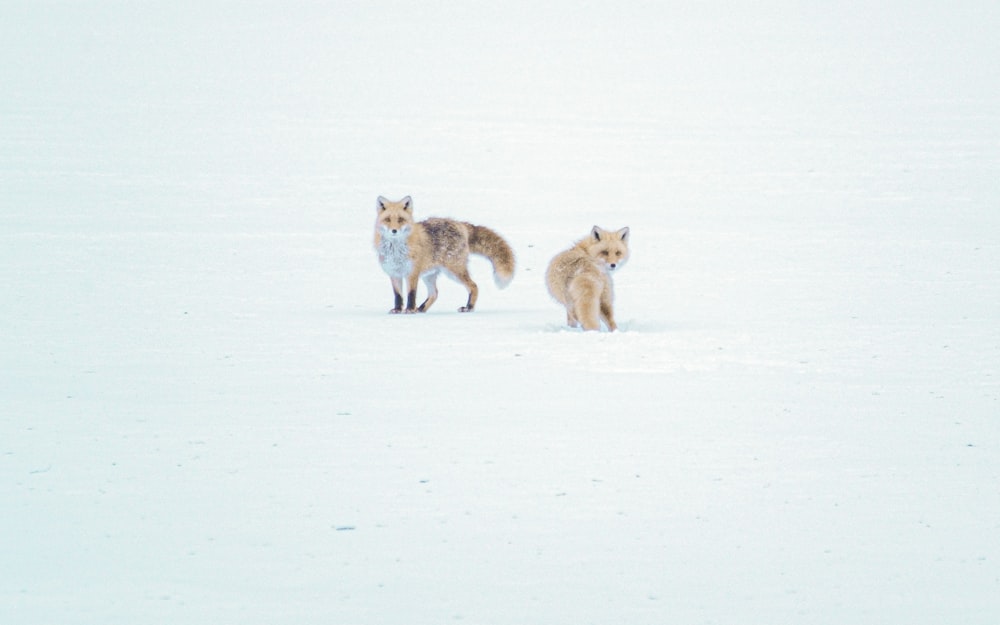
top-left (375, 195), bottom-right (414, 239)
top-left (583, 225), bottom-right (630, 272)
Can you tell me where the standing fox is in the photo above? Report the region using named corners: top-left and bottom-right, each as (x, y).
top-left (373, 195), bottom-right (516, 313)
top-left (546, 225), bottom-right (630, 331)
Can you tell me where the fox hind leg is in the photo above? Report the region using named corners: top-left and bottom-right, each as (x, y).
top-left (569, 276), bottom-right (602, 331)
top-left (599, 295), bottom-right (617, 332)
top-left (576, 299), bottom-right (601, 331)
top-left (453, 267), bottom-right (479, 312)
top-left (565, 304), bottom-right (580, 328)
top-left (418, 271), bottom-right (440, 313)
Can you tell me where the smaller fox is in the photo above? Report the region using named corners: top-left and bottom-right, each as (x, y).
top-left (373, 195), bottom-right (516, 313)
top-left (546, 225), bottom-right (630, 331)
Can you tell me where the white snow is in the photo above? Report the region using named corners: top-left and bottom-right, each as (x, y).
top-left (2, 2), bottom-right (999, 624)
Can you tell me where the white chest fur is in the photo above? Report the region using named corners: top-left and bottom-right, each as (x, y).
top-left (377, 236), bottom-right (413, 278)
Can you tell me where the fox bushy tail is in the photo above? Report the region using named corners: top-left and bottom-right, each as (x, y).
top-left (468, 224), bottom-right (516, 288)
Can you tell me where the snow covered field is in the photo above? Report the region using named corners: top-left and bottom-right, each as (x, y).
top-left (3, 2), bottom-right (999, 624)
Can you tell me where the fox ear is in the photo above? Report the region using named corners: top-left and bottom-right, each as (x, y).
top-left (401, 196), bottom-right (412, 211)
top-left (591, 225), bottom-right (602, 241)
top-left (377, 196), bottom-right (388, 212)
top-left (617, 227), bottom-right (630, 241)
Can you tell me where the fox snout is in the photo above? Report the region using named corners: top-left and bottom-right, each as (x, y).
top-left (381, 223), bottom-right (411, 238)
top-left (599, 254), bottom-right (626, 272)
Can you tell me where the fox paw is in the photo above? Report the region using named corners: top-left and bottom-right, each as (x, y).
top-left (458, 306), bottom-right (475, 313)
top-left (389, 308), bottom-right (403, 314)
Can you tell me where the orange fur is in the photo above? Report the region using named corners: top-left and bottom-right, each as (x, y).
top-left (545, 225), bottom-right (630, 331)
top-left (373, 196), bottom-right (515, 313)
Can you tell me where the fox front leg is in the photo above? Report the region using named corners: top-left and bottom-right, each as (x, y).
top-left (404, 271), bottom-right (420, 313)
top-left (389, 277), bottom-right (405, 314)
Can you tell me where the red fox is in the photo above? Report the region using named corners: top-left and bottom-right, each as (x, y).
top-left (373, 196), bottom-right (516, 313)
top-left (546, 225), bottom-right (630, 331)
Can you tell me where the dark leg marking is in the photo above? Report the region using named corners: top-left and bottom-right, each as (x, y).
top-left (459, 293), bottom-right (475, 313)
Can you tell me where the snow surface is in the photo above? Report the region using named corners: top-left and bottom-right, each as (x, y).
top-left (3, 2), bottom-right (999, 624)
